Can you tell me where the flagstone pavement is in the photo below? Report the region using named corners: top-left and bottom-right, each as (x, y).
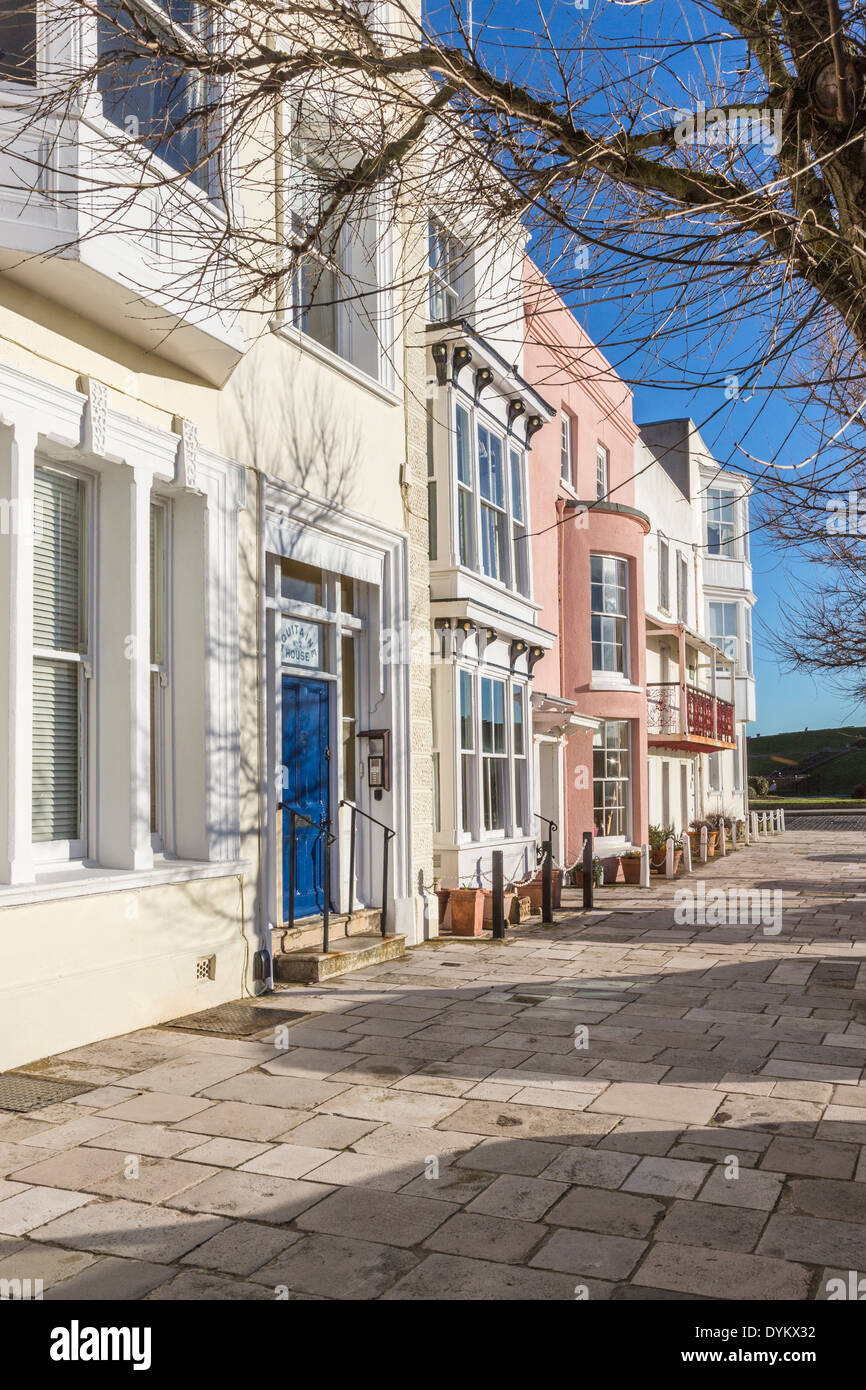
top-left (2, 824), bottom-right (866, 1300)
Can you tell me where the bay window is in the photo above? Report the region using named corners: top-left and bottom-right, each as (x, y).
top-left (706, 487), bottom-right (738, 556)
top-left (97, 1), bottom-right (215, 195)
top-left (478, 425), bottom-right (507, 582)
top-left (709, 600), bottom-right (738, 665)
top-left (658, 536), bottom-right (669, 611)
top-left (591, 554), bottom-right (629, 676)
top-left (481, 676), bottom-right (507, 832)
top-left (593, 720), bottom-right (630, 839)
top-left (32, 465), bottom-right (89, 852)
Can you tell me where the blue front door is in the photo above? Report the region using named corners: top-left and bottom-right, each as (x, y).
top-left (281, 675), bottom-right (330, 921)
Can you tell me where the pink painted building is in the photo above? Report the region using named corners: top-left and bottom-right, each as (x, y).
top-left (523, 263), bottom-right (649, 866)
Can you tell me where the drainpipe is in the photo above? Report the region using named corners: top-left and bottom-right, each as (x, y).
top-left (256, 467), bottom-right (273, 991)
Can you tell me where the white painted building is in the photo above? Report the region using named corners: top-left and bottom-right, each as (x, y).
top-left (425, 210), bottom-right (555, 888)
top-left (636, 419), bottom-right (755, 831)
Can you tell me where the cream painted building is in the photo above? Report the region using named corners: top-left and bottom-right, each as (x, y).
top-left (636, 419), bottom-right (755, 831)
top-left (0, 1), bottom-right (434, 1070)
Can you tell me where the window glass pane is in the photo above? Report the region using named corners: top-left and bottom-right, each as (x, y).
top-left (596, 445), bottom-right (608, 499)
top-left (590, 555), bottom-right (628, 674)
top-left (459, 669), bottom-right (474, 750)
top-left (455, 407), bottom-right (471, 485)
top-left (0, 2), bottom-right (37, 82)
top-left (483, 758), bottom-right (506, 831)
top-left (33, 658), bottom-right (80, 842)
top-left (34, 468), bottom-right (83, 652)
top-left (510, 450), bottom-right (524, 523)
top-left (513, 689), bottom-right (524, 756)
top-left (280, 558), bottom-right (323, 606)
top-left (592, 720), bottom-right (630, 837)
top-left (97, 1), bottom-right (211, 191)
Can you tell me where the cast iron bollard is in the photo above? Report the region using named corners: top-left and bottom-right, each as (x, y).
top-left (491, 850), bottom-right (505, 940)
top-left (541, 840), bottom-right (553, 924)
top-left (582, 830), bottom-right (594, 910)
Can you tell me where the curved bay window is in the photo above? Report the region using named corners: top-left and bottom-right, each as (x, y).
top-left (481, 676), bottom-right (506, 831)
top-left (591, 554), bottom-right (629, 676)
top-left (593, 720), bottom-right (631, 840)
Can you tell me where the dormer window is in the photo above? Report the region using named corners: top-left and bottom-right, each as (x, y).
top-left (428, 218), bottom-right (470, 322)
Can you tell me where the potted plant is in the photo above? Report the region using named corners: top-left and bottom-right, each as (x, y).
top-left (483, 887), bottom-right (517, 924)
top-left (687, 821), bottom-right (708, 856)
top-left (524, 866), bottom-right (563, 911)
top-left (648, 824), bottom-right (673, 871)
top-left (620, 848), bottom-right (643, 884)
top-left (575, 856), bottom-right (604, 889)
top-left (704, 812), bottom-right (725, 854)
top-left (447, 883), bottom-right (485, 936)
top-left (670, 834), bottom-right (684, 874)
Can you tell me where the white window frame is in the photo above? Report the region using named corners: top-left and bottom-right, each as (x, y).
top-left (450, 394), bottom-right (531, 597)
top-left (454, 402), bottom-right (475, 571)
top-left (593, 719), bottom-right (631, 843)
top-left (677, 553), bottom-right (689, 625)
top-left (428, 216), bottom-right (470, 323)
top-left (708, 751), bottom-right (722, 793)
top-left (709, 599), bottom-right (739, 667)
top-left (591, 553), bottom-right (630, 679)
top-left (706, 486), bottom-right (739, 558)
top-left (658, 535), bottom-right (670, 612)
top-left (596, 442), bottom-right (609, 500)
top-left (458, 666), bottom-right (475, 840)
top-left (149, 497), bottom-right (171, 852)
top-left (31, 461), bottom-right (94, 865)
top-left (561, 411), bottom-right (574, 486)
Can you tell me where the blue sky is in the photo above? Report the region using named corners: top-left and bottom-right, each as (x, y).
top-left (427, 0), bottom-right (866, 734)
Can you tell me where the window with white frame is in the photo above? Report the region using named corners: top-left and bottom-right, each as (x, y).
top-left (0, 2), bottom-right (37, 83)
top-left (561, 412), bottom-right (574, 485)
top-left (658, 536), bottom-right (669, 611)
top-left (593, 720), bottom-right (630, 838)
top-left (481, 676), bottom-right (507, 832)
top-left (744, 606), bottom-right (753, 675)
top-left (677, 553), bottom-right (689, 625)
top-left (596, 443), bottom-right (609, 500)
top-left (510, 447), bottom-right (529, 597)
top-left (149, 500), bottom-right (169, 845)
top-left (590, 554), bottom-right (629, 676)
top-left (455, 405), bottom-right (474, 569)
top-left (709, 600), bottom-right (738, 665)
top-left (478, 424), bottom-right (507, 583)
top-left (428, 218), bottom-right (470, 322)
top-left (512, 686), bottom-right (528, 832)
top-left (706, 487), bottom-right (738, 557)
top-left (32, 464), bottom-right (89, 853)
top-left (289, 126), bottom-right (386, 381)
top-left (459, 668), bottom-right (475, 834)
top-left (734, 732), bottom-right (743, 791)
top-left (708, 751), bottom-right (721, 792)
top-left (97, 1), bottom-right (216, 196)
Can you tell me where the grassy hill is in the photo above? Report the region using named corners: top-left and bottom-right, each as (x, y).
top-left (748, 726), bottom-right (866, 795)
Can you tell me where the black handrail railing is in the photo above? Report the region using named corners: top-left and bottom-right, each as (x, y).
top-left (339, 799), bottom-right (396, 937)
top-left (277, 803), bottom-right (336, 950)
top-left (535, 813), bottom-right (558, 924)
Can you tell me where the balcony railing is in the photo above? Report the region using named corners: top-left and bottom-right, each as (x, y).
top-left (647, 682), bottom-right (735, 744)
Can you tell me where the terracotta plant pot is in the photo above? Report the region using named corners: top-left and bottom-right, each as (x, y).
top-left (523, 869), bottom-right (563, 911)
top-left (621, 856), bottom-right (642, 884)
top-left (447, 888), bottom-right (485, 936)
top-left (707, 830), bottom-right (719, 855)
top-left (602, 855), bottom-right (624, 884)
top-left (483, 889), bottom-right (517, 923)
top-left (650, 848), bottom-right (667, 871)
top-left (687, 829), bottom-right (703, 854)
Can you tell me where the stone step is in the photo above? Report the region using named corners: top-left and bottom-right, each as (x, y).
top-left (273, 932), bottom-right (407, 984)
top-left (270, 906), bottom-right (382, 957)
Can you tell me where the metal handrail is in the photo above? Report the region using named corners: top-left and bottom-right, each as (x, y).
top-left (278, 802), bottom-right (336, 949)
top-left (339, 798), bottom-right (395, 937)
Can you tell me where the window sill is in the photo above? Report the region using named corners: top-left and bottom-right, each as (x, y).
top-left (590, 676), bottom-right (643, 694)
top-left (271, 319), bottom-right (402, 407)
top-left (0, 858), bottom-right (251, 910)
